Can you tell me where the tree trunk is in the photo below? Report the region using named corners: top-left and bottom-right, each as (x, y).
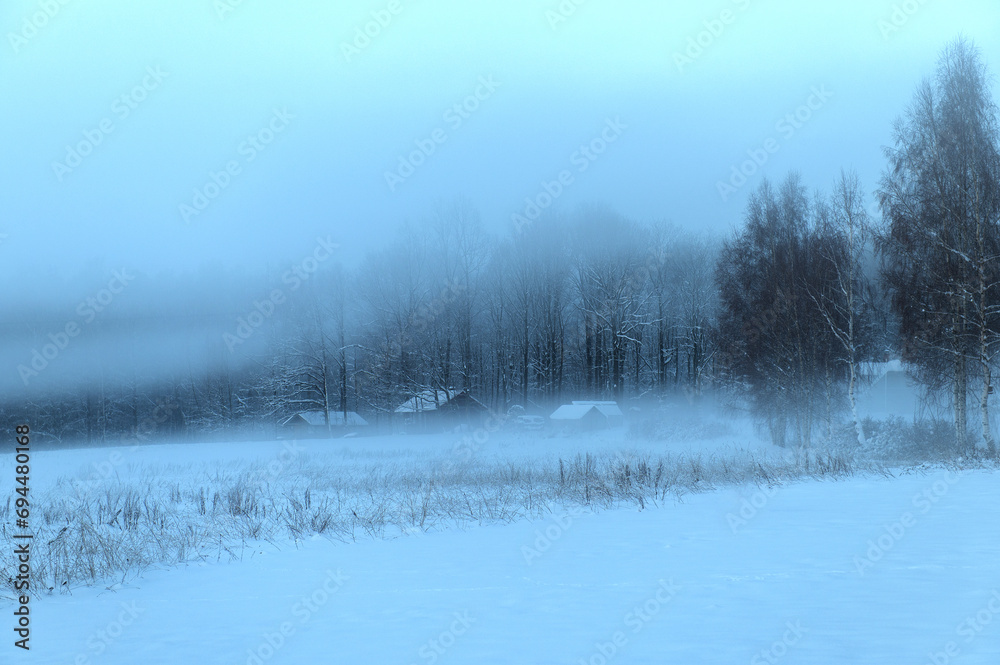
top-left (339, 300), bottom-right (348, 421)
top-left (848, 351), bottom-right (866, 447)
top-left (522, 306), bottom-right (529, 407)
top-left (657, 306), bottom-right (666, 391)
top-left (982, 360), bottom-right (995, 455)
top-left (825, 364), bottom-right (833, 442)
top-left (955, 353), bottom-right (968, 451)
top-left (979, 256), bottom-right (996, 456)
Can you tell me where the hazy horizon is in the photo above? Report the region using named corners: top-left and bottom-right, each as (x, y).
top-left (4, 0), bottom-right (999, 294)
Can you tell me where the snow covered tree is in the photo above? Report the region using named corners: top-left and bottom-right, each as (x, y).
top-left (878, 38), bottom-right (1000, 453)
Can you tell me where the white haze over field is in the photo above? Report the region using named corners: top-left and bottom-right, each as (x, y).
top-left (5, 6), bottom-right (1000, 662)
top-left (2, 0), bottom-right (999, 285)
top-left (3, 1), bottom-right (999, 394)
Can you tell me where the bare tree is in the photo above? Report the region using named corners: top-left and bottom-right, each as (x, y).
top-left (879, 38), bottom-right (1000, 453)
top-left (808, 170), bottom-right (876, 446)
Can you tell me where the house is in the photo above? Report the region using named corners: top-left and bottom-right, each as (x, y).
top-left (279, 410), bottom-right (369, 438)
top-left (856, 360), bottom-right (923, 419)
top-left (549, 400), bottom-right (624, 431)
top-left (394, 389), bottom-right (489, 431)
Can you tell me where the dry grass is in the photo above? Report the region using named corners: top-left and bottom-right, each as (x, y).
top-left (0, 447), bottom-right (896, 596)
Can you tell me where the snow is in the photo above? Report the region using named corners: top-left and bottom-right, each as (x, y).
top-left (551, 402), bottom-right (625, 421)
top-left (396, 389), bottom-right (484, 414)
top-left (572, 401), bottom-right (625, 418)
top-left (550, 404), bottom-right (600, 420)
top-left (281, 411), bottom-right (369, 427)
top-left (3, 432), bottom-right (999, 663)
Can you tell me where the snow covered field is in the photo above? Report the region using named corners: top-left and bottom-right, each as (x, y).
top-left (3, 427), bottom-right (999, 663)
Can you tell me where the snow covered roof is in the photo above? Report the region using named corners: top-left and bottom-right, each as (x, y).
top-left (395, 389), bottom-right (455, 414)
top-left (550, 404), bottom-right (600, 420)
top-left (281, 411), bottom-right (369, 427)
top-left (329, 411), bottom-right (369, 426)
top-left (571, 401), bottom-right (623, 418)
top-left (859, 360), bottom-right (906, 381)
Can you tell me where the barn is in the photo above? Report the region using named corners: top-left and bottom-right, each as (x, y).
top-left (394, 389), bottom-right (489, 432)
top-left (856, 360), bottom-right (924, 419)
top-left (549, 401), bottom-right (624, 431)
top-left (279, 410), bottom-right (369, 438)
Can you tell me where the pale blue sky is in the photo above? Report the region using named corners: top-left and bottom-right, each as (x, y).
top-left (2, 0), bottom-right (999, 290)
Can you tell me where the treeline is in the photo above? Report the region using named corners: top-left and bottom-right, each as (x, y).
top-left (716, 39), bottom-right (1000, 453)
top-left (0, 206), bottom-right (718, 444)
top-left (5, 39), bottom-right (1000, 454)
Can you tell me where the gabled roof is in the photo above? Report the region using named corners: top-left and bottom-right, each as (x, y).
top-left (395, 389), bottom-right (456, 414)
top-left (571, 401), bottom-right (623, 418)
top-left (329, 411), bottom-right (369, 426)
top-left (280, 411), bottom-right (369, 427)
top-left (453, 392), bottom-right (490, 412)
top-left (550, 404), bottom-right (601, 420)
top-left (858, 360), bottom-right (906, 381)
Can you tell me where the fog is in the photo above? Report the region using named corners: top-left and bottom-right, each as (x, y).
top-left (7, 7), bottom-right (1000, 659)
top-left (5, 0), bottom-right (997, 283)
top-left (3, 0), bottom-right (999, 436)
